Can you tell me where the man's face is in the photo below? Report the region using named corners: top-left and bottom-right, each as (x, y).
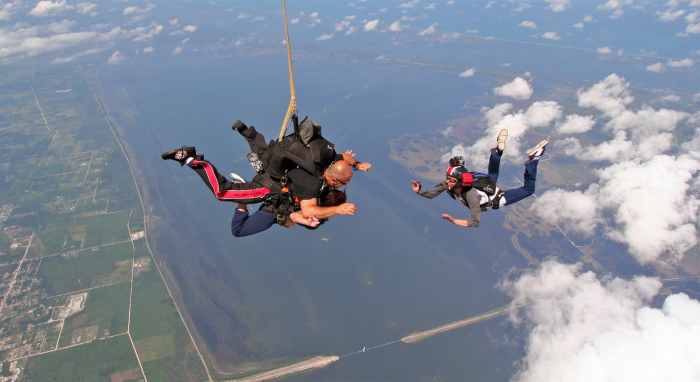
top-left (446, 177), bottom-right (458, 190)
top-left (325, 172), bottom-right (352, 189)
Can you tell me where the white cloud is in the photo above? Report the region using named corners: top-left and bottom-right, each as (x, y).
top-left (545, 0), bottom-right (570, 12)
top-left (668, 58), bottom-right (694, 67)
top-left (399, 0), bottom-right (420, 8)
top-left (660, 94), bottom-right (681, 103)
top-left (2, 19), bottom-right (146, 63)
top-left (364, 19), bottom-right (379, 31)
top-left (0, 22), bottom-right (108, 60)
top-left (597, 46), bottom-right (612, 55)
top-left (658, 8), bottom-right (686, 21)
top-left (484, 103), bottom-right (514, 127)
top-left (494, 77), bottom-right (533, 100)
top-left (143, 46), bottom-right (154, 54)
top-left (316, 33), bottom-right (334, 41)
top-left (573, 22), bottom-right (584, 28)
top-left (388, 20), bottom-right (403, 32)
top-left (577, 74), bottom-right (633, 117)
top-left (335, 19), bottom-right (352, 32)
top-left (596, 155), bottom-right (699, 263)
top-left (418, 23), bottom-right (438, 36)
top-left (169, 17), bottom-right (179, 26)
top-left (525, 101), bottom-right (562, 127)
top-left (688, 23), bottom-right (700, 34)
top-left (684, 125), bottom-right (700, 156)
top-left (129, 24), bottom-right (163, 42)
top-left (76, 3), bottom-right (97, 16)
top-left (647, 62), bottom-right (666, 73)
top-left (0, 1), bottom-right (18, 21)
top-left (688, 11), bottom-right (700, 23)
top-left (519, 20), bottom-right (537, 29)
top-left (606, 107), bottom-right (688, 134)
top-left (440, 144), bottom-right (466, 163)
top-left (531, 189), bottom-right (600, 235)
top-left (304, 12), bottom-right (321, 27)
top-left (183, 25), bottom-right (198, 33)
top-left (583, 15), bottom-right (594, 22)
top-left (458, 67), bottom-right (475, 78)
top-left (172, 46), bottom-right (183, 55)
top-left (542, 31), bottom-right (560, 40)
top-left (30, 0), bottom-right (69, 17)
top-left (123, 4), bottom-right (153, 16)
top-left (558, 114), bottom-right (596, 134)
top-left (107, 50), bottom-right (124, 64)
top-left (599, 0), bottom-right (633, 18)
top-left (52, 47), bottom-right (102, 64)
top-left (562, 132), bottom-right (634, 162)
top-left (568, 106), bottom-right (688, 163)
top-left (505, 260), bottom-right (700, 382)
top-left (558, 74), bottom-right (698, 263)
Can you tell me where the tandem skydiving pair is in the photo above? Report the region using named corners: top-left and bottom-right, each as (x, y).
top-left (161, 115), bottom-right (372, 237)
top-left (412, 129), bottom-right (549, 228)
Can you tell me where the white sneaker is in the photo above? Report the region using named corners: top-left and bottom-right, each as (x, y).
top-left (496, 129), bottom-right (508, 153)
top-left (527, 139), bottom-right (549, 160)
top-left (229, 172), bottom-right (246, 183)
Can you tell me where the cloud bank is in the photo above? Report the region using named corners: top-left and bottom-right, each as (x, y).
top-left (505, 260), bottom-right (700, 382)
top-left (533, 74), bottom-right (699, 264)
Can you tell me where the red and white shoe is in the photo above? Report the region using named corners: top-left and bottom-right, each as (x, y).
top-left (161, 146), bottom-right (197, 166)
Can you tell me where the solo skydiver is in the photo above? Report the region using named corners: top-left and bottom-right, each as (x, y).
top-left (411, 129), bottom-right (549, 228)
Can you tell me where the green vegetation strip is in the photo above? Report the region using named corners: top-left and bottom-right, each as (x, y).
top-left (131, 267), bottom-right (209, 381)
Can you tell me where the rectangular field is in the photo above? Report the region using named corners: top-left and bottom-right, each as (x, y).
top-left (23, 335), bottom-right (142, 382)
top-left (38, 242), bottom-right (132, 296)
top-left (57, 282), bottom-right (131, 347)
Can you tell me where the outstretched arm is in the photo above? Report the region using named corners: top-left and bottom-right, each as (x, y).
top-left (412, 180), bottom-right (448, 199)
top-left (440, 190), bottom-right (482, 228)
top-left (341, 150), bottom-right (372, 172)
top-left (299, 198), bottom-right (356, 219)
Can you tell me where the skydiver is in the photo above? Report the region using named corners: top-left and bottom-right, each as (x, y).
top-left (411, 129), bottom-right (549, 228)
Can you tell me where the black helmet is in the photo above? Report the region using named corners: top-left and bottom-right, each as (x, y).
top-left (448, 156), bottom-right (465, 168)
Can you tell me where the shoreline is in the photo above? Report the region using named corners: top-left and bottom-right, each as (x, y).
top-left (101, 86), bottom-right (302, 378)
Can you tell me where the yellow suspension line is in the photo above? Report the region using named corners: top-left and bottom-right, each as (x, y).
top-left (278, 0), bottom-right (297, 142)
